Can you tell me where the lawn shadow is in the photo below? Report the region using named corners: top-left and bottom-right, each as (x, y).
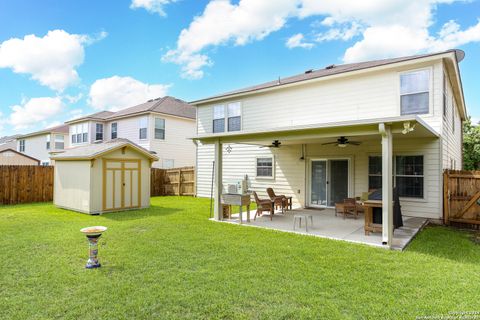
top-left (406, 225), bottom-right (480, 264)
top-left (100, 205), bottom-right (182, 221)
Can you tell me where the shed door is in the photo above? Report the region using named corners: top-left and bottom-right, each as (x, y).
top-left (103, 159), bottom-right (141, 211)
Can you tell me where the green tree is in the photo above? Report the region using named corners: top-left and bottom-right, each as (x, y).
top-left (463, 117), bottom-right (480, 170)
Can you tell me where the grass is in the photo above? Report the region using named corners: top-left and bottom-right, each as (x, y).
top-left (1, 197), bottom-right (479, 319)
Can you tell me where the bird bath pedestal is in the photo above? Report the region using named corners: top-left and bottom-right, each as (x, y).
top-left (80, 226), bottom-right (107, 269)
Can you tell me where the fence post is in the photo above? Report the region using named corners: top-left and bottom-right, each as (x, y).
top-left (443, 170), bottom-right (449, 225)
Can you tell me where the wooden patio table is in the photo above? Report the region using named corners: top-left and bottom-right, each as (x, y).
top-left (221, 194), bottom-right (252, 224)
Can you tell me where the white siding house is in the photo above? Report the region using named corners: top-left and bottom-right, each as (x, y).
top-left (193, 49), bottom-right (467, 248)
top-left (66, 97), bottom-right (196, 168)
top-left (16, 124), bottom-right (69, 165)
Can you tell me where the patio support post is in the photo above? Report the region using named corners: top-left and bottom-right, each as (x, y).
top-left (379, 123), bottom-right (393, 248)
top-left (213, 140), bottom-right (223, 221)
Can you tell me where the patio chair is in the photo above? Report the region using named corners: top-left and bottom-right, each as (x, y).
top-left (253, 191), bottom-right (274, 221)
top-left (335, 198), bottom-right (359, 219)
top-left (266, 188), bottom-right (290, 213)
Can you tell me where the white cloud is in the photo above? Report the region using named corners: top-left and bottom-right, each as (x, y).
top-left (88, 76), bottom-right (171, 111)
top-left (9, 97), bottom-right (64, 129)
top-left (45, 121), bottom-right (62, 129)
top-left (286, 33), bottom-right (314, 49)
top-left (130, 0), bottom-right (176, 16)
top-left (165, 0), bottom-right (480, 76)
top-left (64, 93), bottom-right (84, 104)
top-left (163, 0), bottom-right (299, 79)
top-left (315, 22), bottom-right (362, 42)
top-left (0, 30), bottom-right (106, 91)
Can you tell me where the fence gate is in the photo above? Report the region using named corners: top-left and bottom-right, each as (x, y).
top-left (443, 170), bottom-right (480, 226)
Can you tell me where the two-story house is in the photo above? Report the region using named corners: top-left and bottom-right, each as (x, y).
top-left (65, 96), bottom-right (196, 168)
top-left (192, 49), bottom-right (466, 248)
top-left (16, 125), bottom-right (69, 165)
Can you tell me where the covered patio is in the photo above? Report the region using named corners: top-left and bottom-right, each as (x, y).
top-left (222, 208), bottom-right (427, 250)
top-left (195, 115), bottom-right (439, 249)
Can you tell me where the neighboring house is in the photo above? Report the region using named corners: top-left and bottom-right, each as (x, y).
top-left (16, 125), bottom-right (70, 165)
top-left (65, 96), bottom-right (196, 169)
top-left (0, 148), bottom-right (40, 165)
top-left (192, 49), bottom-right (466, 247)
top-left (0, 134), bottom-right (21, 150)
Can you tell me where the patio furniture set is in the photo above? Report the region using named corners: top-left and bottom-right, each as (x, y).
top-left (226, 188), bottom-right (391, 236)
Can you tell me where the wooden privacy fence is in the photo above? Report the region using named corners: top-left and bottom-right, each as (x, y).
top-left (151, 166), bottom-right (195, 196)
top-left (0, 165), bottom-right (195, 205)
top-left (443, 169), bottom-right (480, 226)
top-left (0, 165), bottom-right (54, 205)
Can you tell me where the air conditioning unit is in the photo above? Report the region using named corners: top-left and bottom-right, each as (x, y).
top-left (225, 179), bottom-right (249, 195)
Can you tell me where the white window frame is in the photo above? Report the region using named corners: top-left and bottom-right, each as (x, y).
top-left (255, 156), bottom-right (275, 179)
top-left (154, 117), bottom-right (166, 140)
top-left (227, 102), bottom-right (242, 132)
top-left (46, 134), bottom-right (51, 150)
top-left (398, 67), bottom-right (433, 116)
top-left (212, 102), bottom-right (242, 133)
top-left (71, 123), bottom-right (89, 144)
top-left (19, 140), bottom-right (25, 152)
top-left (139, 117), bottom-right (148, 140)
top-left (54, 134), bottom-right (64, 150)
top-left (95, 123), bottom-right (104, 141)
top-left (368, 153), bottom-right (426, 201)
top-left (111, 122), bottom-right (118, 139)
top-left (213, 105), bottom-right (226, 133)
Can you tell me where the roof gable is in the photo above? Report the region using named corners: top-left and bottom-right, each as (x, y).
top-left (51, 138), bottom-right (159, 161)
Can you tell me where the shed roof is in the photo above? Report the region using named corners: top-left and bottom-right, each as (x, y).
top-left (51, 138), bottom-right (159, 161)
top-left (0, 148), bottom-right (40, 164)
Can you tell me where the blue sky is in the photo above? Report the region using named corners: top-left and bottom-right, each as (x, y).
top-left (0, 0), bottom-right (479, 136)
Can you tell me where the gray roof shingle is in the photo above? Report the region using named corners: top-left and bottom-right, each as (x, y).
top-left (106, 96), bottom-right (196, 120)
top-left (191, 49), bottom-right (463, 104)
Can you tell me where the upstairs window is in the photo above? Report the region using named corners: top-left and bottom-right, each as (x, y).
top-left (400, 69), bottom-right (430, 115)
top-left (155, 118), bottom-right (165, 140)
top-left (19, 140), bottom-right (25, 152)
top-left (139, 117), bottom-right (148, 140)
top-left (95, 123), bottom-right (104, 141)
top-left (54, 135), bottom-right (64, 150)
top-left (227, 102), bottom-right (241, 131)
top-left (111, 123), bottom-right (118, 139)
top-left (213, 105), bottom-right (225, 133)
top-left (71, 123), bottom-right (89, 144)
top-left (46, 134), bottom-right (51, 150)
top-left (256, 157), bottom-right (274, 178)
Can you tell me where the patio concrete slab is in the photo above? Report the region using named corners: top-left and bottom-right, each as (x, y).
top-left (221, 207), bottom-right (427, 250)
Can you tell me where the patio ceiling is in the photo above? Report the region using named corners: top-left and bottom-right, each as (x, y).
top-left (193, 115), bottom-right (439, 145)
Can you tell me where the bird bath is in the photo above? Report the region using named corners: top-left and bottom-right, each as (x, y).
top-left (80, 226), bottom-right (107, 269)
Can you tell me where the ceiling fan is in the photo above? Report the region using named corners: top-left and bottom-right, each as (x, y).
top-left (260, 140), bottom-right (282, 148)
top-left (322, 136), bottom-right (361, 148)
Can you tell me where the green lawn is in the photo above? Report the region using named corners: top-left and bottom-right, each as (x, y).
top-left (1, 197), bottom-right (479, 319)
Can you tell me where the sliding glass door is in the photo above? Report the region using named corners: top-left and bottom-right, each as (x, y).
top-left (310, 159), bottom-right (349, 207)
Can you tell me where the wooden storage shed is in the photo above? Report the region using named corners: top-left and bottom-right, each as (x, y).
top-left (51, 139), bottom-right (158, 214)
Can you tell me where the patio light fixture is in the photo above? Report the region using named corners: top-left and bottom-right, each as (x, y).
top-left (402, 121), bottom-right (416, 135)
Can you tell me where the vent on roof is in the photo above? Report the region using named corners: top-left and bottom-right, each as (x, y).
top-left (325, 64), bottom-right (335, 70)
top-left (304, 69), bottom-right (313, 74)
